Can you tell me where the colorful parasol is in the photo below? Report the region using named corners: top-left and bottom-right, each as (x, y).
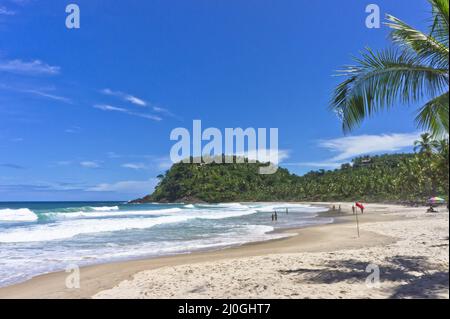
top-left (428, 197), bottom-right (446, 204)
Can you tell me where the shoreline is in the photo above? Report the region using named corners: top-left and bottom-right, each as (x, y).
top-left (0, 202), bottom-right (333, 290)
top-left (0, 202), bottom-right (447, 299)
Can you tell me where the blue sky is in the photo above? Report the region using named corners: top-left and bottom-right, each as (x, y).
top-left (0, 0), bottom-right (431, 201)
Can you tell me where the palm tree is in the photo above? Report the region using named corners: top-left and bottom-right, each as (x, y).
top-left (434, 138), bottom-right (449, 196)
top-left (331, 0), bottom-right (449, 136)
top-left (433, 138), bottom-right (449, 154)
top-left (414, 132), bottom-right (439, 156)
top-left (414, 132), bottom-right (441, 196)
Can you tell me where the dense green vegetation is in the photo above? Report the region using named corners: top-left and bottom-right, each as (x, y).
top-left (135, 138), bottom-right (448, 204)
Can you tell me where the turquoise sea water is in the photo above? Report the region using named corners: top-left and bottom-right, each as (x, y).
top-left (0, 201), bottom-right (331, 287)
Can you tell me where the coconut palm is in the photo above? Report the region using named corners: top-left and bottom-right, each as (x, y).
top-left (434, 138), bottom-right (449, 195)
top-left (414, 132), bottom-right (439, 155)
top-left (414, 132), bottom-right (441, 196)
top-left (331, 0), bottom-right (449, 136)
top-left (433, 138), bottom-right (449, 154)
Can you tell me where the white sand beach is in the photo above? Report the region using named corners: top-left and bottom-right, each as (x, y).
top-left (1, 203), bottom-right (448, 299)
top-left (93, 203), bottom-right (449, 299)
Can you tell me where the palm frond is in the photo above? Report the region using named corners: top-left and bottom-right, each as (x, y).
top-left (415, 91), bottom-right (449, 137)
top-left (331, 48), bottom-right (449, 133)
top-left (385, 14), bottom-right (449, 70)
top-left (429, 0), bottom-right (449, 45)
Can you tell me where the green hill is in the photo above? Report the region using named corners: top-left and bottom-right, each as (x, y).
top-left (133, 153), bottom-right (448, 204)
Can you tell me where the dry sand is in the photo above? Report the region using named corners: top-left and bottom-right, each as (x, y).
top-left (1, 203), bottom-right (448, 299)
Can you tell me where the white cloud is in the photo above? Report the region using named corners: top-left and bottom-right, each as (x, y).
top-left (152, 106), bottom-right (176, 118)
top-left (65, 126), bottom-right (81, 134)
top-left (0, 59), bottom-right (60, 75)
top-left (93, 104), bottom-right (162, 121)
top-left (101, 88), bottom-right (147, 106)
top-left (0, 85), bottom-right (71, 103)
top-left (93, 104), bottom-right (127, 113)
top-left (0, 6), bottom-right (15, 15)
top-left (23, 89), bottom-right (72, 104)
top-left (80, 161), bottom-right (101, 168)
top-left (154, 157), bottom-right (173, 170)
top-left (107, 154), bottom-right (172, 170)
top-left (132, 112), bottom-right (162, 121)
top-left (101, 88), bottom-right (114, 94)
top-left (87, 179), bottom-right (157, 194)
top-left (99, 89), bottom-right (175, 120)
top-left (287, 132), bottom-right (420, 170)
top-left (121, 163), bottom-right (148, 170)
top-left (153, 106), bottom-right (167, 113)
top-left (125, 95), bottom-right (146, 106)
top-left (101, 88), bottom-right (115, 95)
top-left (320, 132), bottom-right (421, 162)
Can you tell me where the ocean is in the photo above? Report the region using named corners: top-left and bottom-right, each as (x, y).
top-left (0, 201), bottom-right (332, 287)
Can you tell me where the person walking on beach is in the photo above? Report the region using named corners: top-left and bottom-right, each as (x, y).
top-left (271, 213), bottom-right (274, 222)
top-left (274, 211), bottom-right (278, 221)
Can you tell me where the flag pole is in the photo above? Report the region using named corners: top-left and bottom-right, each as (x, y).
top-left (355, 209), bottom-right (360, 238)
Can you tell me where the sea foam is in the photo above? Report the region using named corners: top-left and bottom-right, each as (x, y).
top-left (43, 207), bottom-right (183, 220)
top-left (90, 206), bottom-right (119, 211)
top-left (0, 208), bottom-right (38, 222)
top-left (0, 206), bottom-right (256, 243)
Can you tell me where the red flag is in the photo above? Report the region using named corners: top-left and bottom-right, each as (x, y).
top-left (355, 202), bottom-right (365, 210)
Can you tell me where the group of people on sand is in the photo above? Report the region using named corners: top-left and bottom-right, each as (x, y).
top-left (331, 203), bottom-right (365, 215)
top-left (271, 203), bottom-right (367, 222)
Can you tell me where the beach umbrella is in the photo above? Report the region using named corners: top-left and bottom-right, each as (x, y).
top-left (427, 197), bottom-right (446, 204)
